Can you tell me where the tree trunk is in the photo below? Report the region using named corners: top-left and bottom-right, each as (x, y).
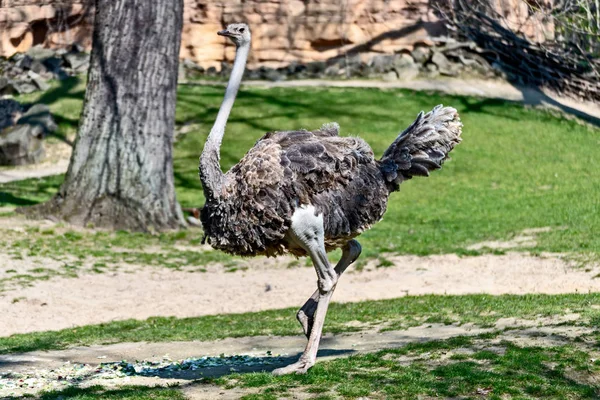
top-left (22, 0), bottom-right (186, 231)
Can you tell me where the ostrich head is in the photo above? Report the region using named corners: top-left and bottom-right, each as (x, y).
top-left (218, 23), bottom-right (251, 47)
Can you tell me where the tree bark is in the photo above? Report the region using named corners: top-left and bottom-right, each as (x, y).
top-left (22, 0), bottom-right (186, 231)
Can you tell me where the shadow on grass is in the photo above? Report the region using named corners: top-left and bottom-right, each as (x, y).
top-left (0, 191), bottom-right (39, 207)
top-left (0, 175), bottom-right (63, 207)
top-left (3, 385), bottom-right (184, 400)
top-left (124, 349), bottom-right (354, 381)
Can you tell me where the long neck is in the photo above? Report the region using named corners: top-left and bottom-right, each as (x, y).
top-left (200, 42), bottom-right (249, 200)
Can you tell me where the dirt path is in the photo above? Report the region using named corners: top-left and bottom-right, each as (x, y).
top-left (2, 250), bottom-right (599, 337)
top-left (0, 320), bottom-right (594, 398)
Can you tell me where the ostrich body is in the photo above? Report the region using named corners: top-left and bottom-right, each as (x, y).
top-left (200, 24), bottom-right (462, 375)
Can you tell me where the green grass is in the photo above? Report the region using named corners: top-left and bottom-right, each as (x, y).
top-left (1, 293), bottom-right (599, 354)
top-left (221, 334), bottom-right (600, 399)
top-left (1, 81), bottom-right (599, 261)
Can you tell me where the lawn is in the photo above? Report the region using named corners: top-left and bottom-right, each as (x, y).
top-left (1, 78), bottom-right (599, 263)
top-left (1, 78), bottom-right (600, 399)
top-left (2, 293), bottom-right (600, 399)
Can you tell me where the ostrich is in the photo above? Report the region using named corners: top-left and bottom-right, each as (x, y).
top-left (200, 23), bottom-right (462, 375)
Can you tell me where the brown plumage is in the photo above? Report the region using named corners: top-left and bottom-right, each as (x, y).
top-left (199, 23), bottom-right (463, 375)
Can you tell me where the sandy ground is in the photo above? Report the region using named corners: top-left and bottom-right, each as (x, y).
top-left (2, 250), bottom-right (599, 337)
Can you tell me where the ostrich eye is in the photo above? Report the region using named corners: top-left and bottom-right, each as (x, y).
top-left (239, 27), bottom-right (245, 33)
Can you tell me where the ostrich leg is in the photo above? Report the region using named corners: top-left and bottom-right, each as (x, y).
top-left (273, 206), bottom-right (340, 375)
top-left (297, 239), bottom-right (362, 338)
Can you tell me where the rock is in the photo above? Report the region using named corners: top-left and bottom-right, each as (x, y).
top-left (0, 99), bottom-right (23, 131)
top-left (305, 61), bottom-right (327, 75)
top-left (18, 104), bottom-right (57, 133)
top-left (30, 59), bottom-right (49, 75)
top-left (324, 63), bottom-right (342, 77)
top-left (27, 71), bottom-right (50, 91)
top-left (26, 45), bottom-right (56, 61)
top-left (182, 59), bottom-right (204, 79)
top-left (394, 63), bottom-right (419, 80)
top-left (219, 61), bottom-right (232, 77)
top-left (63, 52), bottom-right (90, 72)
top-left (42, 56), bottom-right (63, 71)
top-left (286, 61), bottom-right (306, 76)
top-left (178, 63), bottom-right (186, 83)
top-left (244, 68), bottom-right (262, 80)
top-left (42, 56), bottom-right (68, 79)
top-left (0, 104), bottom-right (56, 166)
top-left (260, 67), bottom-right (285, 82)
top-left (369, 54), bottom-right (394, 73)
top-left (431, 51), bottom-right (458, 76)
top-left (15, 54), bottom-right (33, 70)
top-left (11, 81), bottom-right (37, 94)
top-left (205, 66), bottom-right (217, 76)
top-left (0, 76), bottom-right (10, 93)
top-left (424, 62), bottom-right (440, 78)
top-left (411, 45), bottom-right (431, 64)
top-left (393, 53), bottom-right (416, 68)
top-left (382, 70), bottom-right (398, 81)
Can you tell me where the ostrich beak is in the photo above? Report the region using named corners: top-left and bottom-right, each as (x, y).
top-left (217, 29), bottom-right (231, 37)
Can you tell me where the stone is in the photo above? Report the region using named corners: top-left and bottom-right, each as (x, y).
top-left (324, 63), bottom-right (342, 77)
top-left (42, 56), bottom-right (63, 72)
top-left (0, 104), bottom-right (56, 166)
top-left (30, 59), bottom-right (48, 75)
top-left (11, 81), bottom-right (37, 94)
top-left (27, 71), bottom-right (50, 91)
top-left (431, 51), bottom-right (458, 76)
top-left (382, 70), bottom-right (398, 81)
top-left (305, 61), bottom-right (327, 75)
top-left (15, 54), bottom-right (33, 70)
top-left (26, 44), bottom-right (56, 61)
top-left (182, 59), bottom-right (204, 73)
top-left (63, 52), bottom-right (90, 72)
top-left (393, 53), bottom-right (416, 68)
top-left (244, 68), bottom-right (262, 80)
top-left (219, 61), bottom-right (232, 77)
top-left (0, 99), bottom-right (23, 131)
top-left (286, 61), bottom-right (306, 75)
top-left (369, 54), bottom-right (394, 73)
top-left (424, 62), bottom-right (440, 78)
top-left (411, 45), bottom-right (431, 64)
top-left (394, 63), bottom-right (419, 80)
top-left (178, 63), bottom-right (186, 83)
top-left (17, 104), bottom-right (57, 133)
top-left (0, 76), bottom-right (9, 93)
top-left (260, 67), bottom-right (286, 82)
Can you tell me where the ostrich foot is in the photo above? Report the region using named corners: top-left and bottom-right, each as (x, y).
top-left (272, 359), bottom-right (314, 375)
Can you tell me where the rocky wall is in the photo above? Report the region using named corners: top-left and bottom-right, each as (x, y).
top-left (0, 0), bottom-right (554, 69)
top-left (1, 0), bottom-right (443, 68)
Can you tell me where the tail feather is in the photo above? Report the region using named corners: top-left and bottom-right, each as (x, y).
top-left (379, 105), bottom-right (462, 191)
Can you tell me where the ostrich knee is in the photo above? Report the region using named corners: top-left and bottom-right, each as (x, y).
top-left (297, 240), bottom-right (362, 338)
